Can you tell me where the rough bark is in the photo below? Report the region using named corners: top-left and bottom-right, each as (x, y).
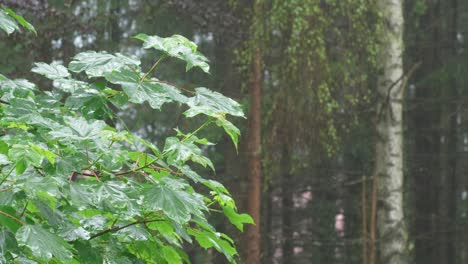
top-left (245, 31), bottom-right (263, 264)
top-left (245, 0), bottom-right (264, 262)
top-left (375, 0), bottom-right (409, 263)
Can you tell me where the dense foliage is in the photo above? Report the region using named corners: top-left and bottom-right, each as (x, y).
top-left (0, 8), bottom-right (251, 263)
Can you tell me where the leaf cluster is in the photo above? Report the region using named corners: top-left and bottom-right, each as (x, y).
top-left (0, 8), bottom-right (36, 35)
top-left (0, 13), bottom-right (251, 264)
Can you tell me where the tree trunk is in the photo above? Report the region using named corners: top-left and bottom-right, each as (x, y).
top-left (455, 2), bottom-right (468, 263)
top-left (375, 0), bottom-right (409, 263)
top-left (280, 147), bottom-right (293, 264)
top-left (333, 155), bottom-right (346, 264)
top-left (263, 183), bottom-right (273, 264)
top-left (437, 90), bottom-right (456, 264)
top-left (407, 1), bottom-right (439, 263)
top-left (437, 0), bottom-right (457, 262)
top-left (245, 0), bottom-right (263, 257)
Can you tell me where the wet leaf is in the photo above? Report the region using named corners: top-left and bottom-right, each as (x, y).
top-left (16, 225), bottom-right (73, 263)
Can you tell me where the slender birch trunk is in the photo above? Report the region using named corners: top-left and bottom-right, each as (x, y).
top-left (375, 0), bottom-right (409, 263)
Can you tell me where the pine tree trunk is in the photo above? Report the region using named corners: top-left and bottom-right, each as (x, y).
top-left (409, 2), bottom-right (439, 263)
top-left (334, 155), bottom-right (346, 264)
top-left (437, 93), bottom-right (456, 264)
top-left (280, 147), bottom-right (293, 264)
top-left (437, 0), bottom-right (457, 262)
top-left (245, 44), bottom-right (262, 264)
top-left (375, 0), bottom-right (409, 263)
top-left (456, 1), bottom-right (468, 259)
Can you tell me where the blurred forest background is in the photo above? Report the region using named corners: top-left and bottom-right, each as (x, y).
top-left (1, 0), bottom-right (468, 263)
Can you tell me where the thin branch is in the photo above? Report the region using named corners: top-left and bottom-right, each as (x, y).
top-left (128, 65), bottom-right (142, 80)
top-left (110, 218), bottom-right (118, 228)
top-left (114, 158), bottom-right (158, 176)
top-left (378, 61), bottom-right (422, 121)
top-left (69, 171), bottom-right (101, 182)
top-left (139, 171), bottom-right (158, 184)
top-left (34, 166), bottom-right (45, 177)
top-left (0, 99), bottom-right (10, 105)
top-left (401, 61), bottom-right (422, 94)
top-left (115, 119), bottom-right (212, 176)
top-left (86, 153), bottom-right (104, 169)
top-left (19, 202), bottom-right (28, 217)
top-left (140, 55), bottom-right (167, 82)
top-left (0, 210), bottom-right (24, 225)
top-left (384, 61), bottom-right (421, 103)
top-left (133, 153), bottom-right (143, 171)
top-left (0, 165), bottom-right (15, 186)
top-left (0, 186), bottom-right (13, 192)
top-left (89, 218), bottom-right (161, 240)
top-left (89, 170), bottom-right (101, 182)
top-left (144, 79), bottom-right (195, 94)
top-left (105, 91), bottom-right (121, 99)
top-left (182, 119), bottom-right (214, 142)
top-left (150, 165), bottom-right (181, 176)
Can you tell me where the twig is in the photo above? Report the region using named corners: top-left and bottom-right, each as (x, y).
top-left (0, 186), bottom-right (13, 192)
top-left (138, 171), bottom-right (158, 184)
top-left (19, 202), bottom-right (28, 217)
top-left (144, 79), bottom-right (195, 94)
top-left (140, 55), bottom-right (167, 83)
top-left (401, 62), bottom-right (422, 94)
top-left (0, 165), bottom-right (15, 186)
top-left (150, 165), bottom-right (181, 176)
top-left (133, 153), bottom-right (143, 171)
top-left (182, 119), bottom-right (214, 142)
top-left (34, 166), bottom-right (45, 177)
top-left (378, 61), bottom-right (422, 121)
top-left (86, 153), bottom-right (104, 169)
top-left (0, 210), bottom-right (24, 225)
top-left (114, 158), bottom-right (158, 176)
top-left (115, 119), bottom-right (212, 176)
top-left (89, 218), bottom-right (161, 240)
top-left (128, 65), bottom-right (142, 80)
top-left (110, 218), bottom-right (118, 228)
top-left (89, 170), bottom-right (101, 182)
